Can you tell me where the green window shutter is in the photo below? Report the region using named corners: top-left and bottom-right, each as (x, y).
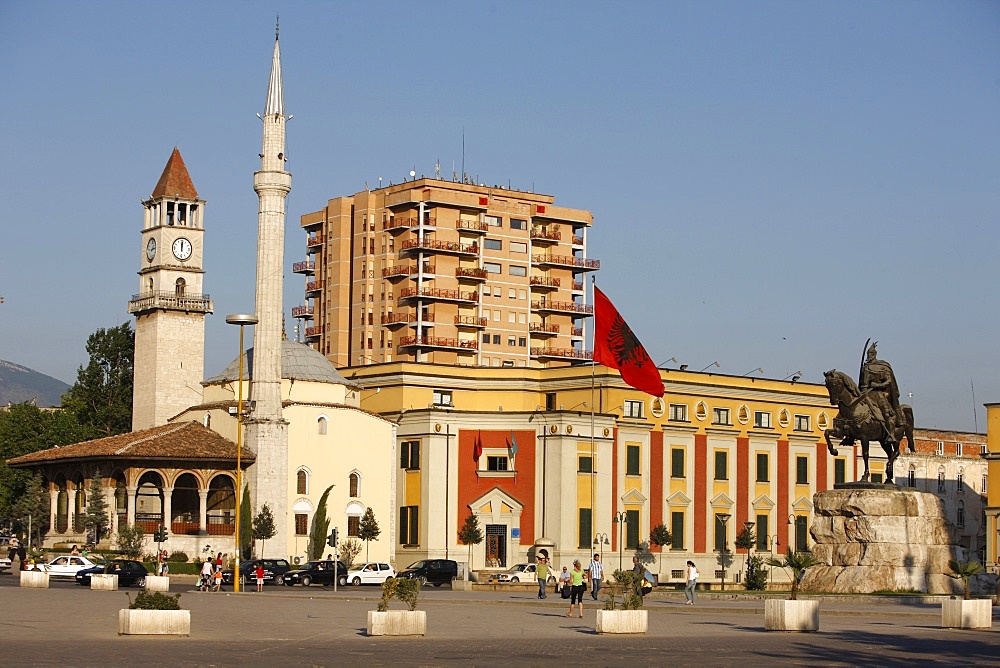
top-left (755, 514), bottom-right (769, 551)
top-left (579, 508), bottom-right (592, 549)
top-left (756, 453), bottom-right (768, 482)
top-left (399, 507), bottom-right (408, 544)
top-left (626, 445), bottom-right (640, 475)
top-left (834, 459), bottom-right (846, 485)
top-left (671, 448), bottom-right (685, 478)
top-left (625, 509), bottom-right (640, 549)
top-left (670, 511), bottom-right (684, 549)
top-left (715, 451), bottom-right (728, 480)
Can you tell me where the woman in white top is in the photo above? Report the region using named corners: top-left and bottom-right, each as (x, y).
top-left (684, 560), bottom-right (699, 605)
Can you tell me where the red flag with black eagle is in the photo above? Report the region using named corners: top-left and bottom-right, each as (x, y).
top-left (473, 430), bottom-right (483, 462)
top-left (593, 286), bottom-right (665, 397)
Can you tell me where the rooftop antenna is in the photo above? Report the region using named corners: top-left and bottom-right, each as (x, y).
top-left (461, 129), bottom-right (465, 185)
top-left (971, 379), bottom-right (978, 433)
top-left (435, 160), bottom-right (440, 179)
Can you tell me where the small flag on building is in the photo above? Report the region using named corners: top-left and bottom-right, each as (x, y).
top-left (473, 430), bottom-right (483, 462)
top-left (508, 431), bottom-right (519, 456)
top-left (593, 285), bottom-right (665, 397)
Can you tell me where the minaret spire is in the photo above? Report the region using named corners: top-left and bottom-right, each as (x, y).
top-left (265, 23), bottom-right (284, 118)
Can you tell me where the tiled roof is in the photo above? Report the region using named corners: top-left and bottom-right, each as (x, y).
top-left (205, 340), bottom-right (360, 388)
top-left (150, 147), bottom-right (199, 200)
top-left (5, 421), bottom-right (253, 467)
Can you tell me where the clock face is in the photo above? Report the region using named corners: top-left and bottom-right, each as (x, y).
top-left (172, 237), bottom-right (193, 261)
top-left (146, 238), bottom-right (156, 261)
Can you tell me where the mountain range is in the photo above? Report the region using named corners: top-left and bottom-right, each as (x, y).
top-left (0, 360), bottom-right (70, 407)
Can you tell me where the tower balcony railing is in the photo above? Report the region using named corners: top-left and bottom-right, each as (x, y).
top-left (572, 280), bottom-right (584, 291)
top-left (532, 254), bottom-right (600, 271)
top-left (305, 279), bottom-right (323, 293)
top-left (572, 235), bottom-right (584, 245)
top-left (384, 216), bottom-right (434, 231)
top-left (398, 335), bottom-right (478, 352)
top-left (530, 347), bottom-right (593, 361)
top-left (306, 233), bottom-right (324, 248)
top-left (382, 312), bottom-right (418, 326)
top-left (304, 325), bottom-right (324, 339)
top-left (400, 239), bottom-right (479, 257)
top-left (529, 228), bottom-right (561, 244)
top-left (454, 315), bottom-right (488, 328)
top-left (399, 287), bottom-right (478, 304)
top-left (128, 291), bottom-right (213, 315)
top-left (529, 276), bottom-right (561, 289)
top-left (291, 305), bottom-right (314, 318)
top-left (572, 327), bottom-right (584, 337)
top-left (457, 220), bottom-right (489, 234)
top-left (456, 267), bottom-right (489, 281)
top-left (529, 323), bottom-right (560, 335)
top-left (531, 300), bottom-right (594, 316)
top-left (292, 260), bottom-right (315, 275)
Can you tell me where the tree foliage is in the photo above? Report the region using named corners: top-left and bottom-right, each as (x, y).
top-left (239, 485), bottom-right (253, 560)
top-left (745, 554), bottom-right (769, 591)
top-left (766, 548), bottom-right (820, 600)
top-left (116, 524), bottom-right (145, 559)
top-left (649, 524), bottom-right (672, 575)
top-left (252, 503), bottom-right (277, 557)
top-left (948, 559), bottom-right (984, 600)
top-left (82, 469), bottom-right (111, 543)
top-left (339, 538), bottom-right (362, 567)
top-left (61, 322), bottom-right (134, 436)
top-left (308, 484), bottom-right (334, 560)
top-left (458, 512), bottom-right (483, 571)
top-left (10, 472), bottom-right (50, 544)
top-left (358, 507), bottom-right (381, 561)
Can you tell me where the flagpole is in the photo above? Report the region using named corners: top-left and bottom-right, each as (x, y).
top-left (590, 277), bottom-right (597, 562)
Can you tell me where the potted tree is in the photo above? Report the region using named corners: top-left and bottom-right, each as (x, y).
top-left (367, 577), bottom-right (425, 636)
top-left (595, 569), bottom-right (647, 634)
top-left (942, 559), bottom-right (990, 629)
top-left (457, 512), bottom-right (483, 588)
top-left (763, 548), bottom-right (820, 631)
top-left (119, 591), bottom-right (190, 636)
top-left (648, 524), bottom-right (671, 584)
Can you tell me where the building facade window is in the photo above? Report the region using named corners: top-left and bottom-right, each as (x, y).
top-left (296, 469), bottom-right (308, 495)
top-left (714, 513), bottom-right (728, 552)
top-left (625, 509), bottom-right (640, 550)
top-left (578, 455), bottom-right (593, 473)
top-left (509, 265), bottom-right (527, 277)
top-left (712, 407), bottom-right (731, 425)
top-left (754, 411), bottom-right (772, 429)
top-left (714, 451), bottom-right (728, 480)
top-left (755, 514), bottom-right (769, 551)
top-left (509, 218), bottom-right (526, 230)
top-left (349, 472), bottom-right (360, 497)
top-left (795, 515), bottom-right (808, 552)
top-left (483, 262), bottom-right (501, 274)
top-left (623, 400), bottom-right (644, 419)
top-left (348, 515), bottom-right (360, 537)
top-left (937, 470), bottom-right (946, 492)
top-left (317, 416), bottom-right (328, 435)
top-left (579, 508), bottom-right (592, 549)
top-left (908, 469), bottom-right (916, 488)
top-left (670, 511), bottom-right (685, 549)
top-left (399, 506), bottom-right (419, 545)
top-left (400, 441), bottom-right (420, 470)
top-left (756, 453), bottom-right (769, 482)
top-left (433, 389), bottom-right (453, 406)
top-left (956, 443), bottom-right (963, 457)
top-left (486, 456), bottom-right (509, 472)
top-left (626, 445), bottom-right (641, 475)
top-left (956, 501), bottom-right (965, 527)
top-left (669, 404), bottom-right (688, 421)
top-left (294, 513), bottom-right (308, 535)
top-left (484, 239), bottom-right (501, 251)
top-left (671, 448), bottom-right (685, 478)
top-left (796, 456), bottom-right (809, 484)
top-left (835, 459), bottom-right (846, 485)
top-left (957, 472), bottom-right (964, 493)
top-left (794, 414), bottom-right (810, 432)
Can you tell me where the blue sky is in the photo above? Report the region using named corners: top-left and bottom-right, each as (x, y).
top-left (1, 1), bottom-right (998, 431)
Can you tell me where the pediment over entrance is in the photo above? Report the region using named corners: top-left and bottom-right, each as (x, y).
top-left (470, 486), bottom-right (524, 515)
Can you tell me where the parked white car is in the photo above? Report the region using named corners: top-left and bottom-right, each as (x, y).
top-left (340, 562), bottom-right (395, 586)
top-left (488, 563), bottom-right (556, 584)
top-left (37, 555), bottom-right (99, 578)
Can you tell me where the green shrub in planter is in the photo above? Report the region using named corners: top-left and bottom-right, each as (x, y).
top-left (377, 578), bottom-right (420, 612)
top-left (603, 570), bottom-right (643, 610)
top-left (168, 551), bottom-right (189, 563)
top-left (128, 591), bottom-right (182, 610)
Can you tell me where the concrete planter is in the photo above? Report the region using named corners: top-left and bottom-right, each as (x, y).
top-left (941, 598), bottom-right (992, 629)
top-left (366, 610), bottom-right (426, 636)
top-left (91, 574), bottom-right (119, 591)
top-left (20, 571), bottom-right (49, 588)
top-left (595, 609), bottom-right (648, 634)
top-left (144, 575), bottom-right (170, 592)
top-left (118, 609), bottom-right (191, 636)
top-left (765, 599), bottom-right (819, 632)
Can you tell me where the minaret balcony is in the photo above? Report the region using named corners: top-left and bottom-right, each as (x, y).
top-left (306, 233), bottom-right (324, 249)
top-left (529, 227), bottom-right (561, 246)
top-left (291, 305), bottom-right (314, 318)
top-left (128, 291), bottom-right (213, 315)
top-left (400, 239), bottom-right (479, 258)
top-left (399, 287), bottom-right (478, 304)
top-left (292, 260), bottom-right (315, 275)
top-left (529, 323), bottom-right (560, 337)
top-left (454, 315), bottom-right (488, 329)
top-left (456, 267), bottom-right (488, 282)
top-left (531, 300), bottom-right (594, 317)
top-left (457, 220), bottom-right (489, 234)
top-left (398, 335), bottom-right (478, 352)
top-left (530, 347), bottom-right (593, 362)
top-left (532, 254), bottom-right (600, 271)
top-left (305, 279), bottom-right (323, 294)
top-left (529, 276), bottom-right (561, 291)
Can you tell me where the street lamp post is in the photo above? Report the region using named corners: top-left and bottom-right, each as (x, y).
top-left (226, 314), bottom-right (257, 594)
top-left (717, 513), bottom-right (731, 591)
top-left (593, 533), bottom-right (609, 561)
top-left (613, 512), bottom-right (628, 571)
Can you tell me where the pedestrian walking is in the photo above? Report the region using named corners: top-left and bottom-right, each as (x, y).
top-left (200, 558), bottom-right (213, 591)
top-left (588, 553), bottom-right (604, 600)
top-left (70, 545), bottom-right (80, 556)
top-left (215, 551), bottom-right (223, 572)
top-left (566, 559), bottom-right (587, 618)
top-left (255, 564), bottom-right (265, 592)
top-left (536, 556), bottom-right (549, 599)
top-left (212, 568), bottom-right (223, 592)
top-left (684, 560), bottom-right (699, 605)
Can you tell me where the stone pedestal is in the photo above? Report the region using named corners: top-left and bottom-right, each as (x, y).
top-left (941, 598), bottom-right (992, 629)
top-left (144, 575), bottom-right (170, 592)
top-left (119, 609), bottom-right (190, 636)
top-left (764, 599), bottom-right (819, 631)
top-left (20, 571), bottom-right (49, 588)
top-left (367, 610), bottom-right (426, 636)
top-left (91, 574), bottom-right (119, 591)
top-left (802, 487), bottom-right (961, 595)
top-left (596, 609), bottom-right (648, 634)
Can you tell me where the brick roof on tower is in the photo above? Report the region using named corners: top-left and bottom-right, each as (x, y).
top-left (151, 147), bottom-right (199, 200)
top-left (5, 421), bottom-right (252, 467)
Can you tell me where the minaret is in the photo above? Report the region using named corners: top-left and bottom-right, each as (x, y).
top-left (246, 27), bottom-right (291, 557)
top-left (129, 148), bottom-right (212, 430)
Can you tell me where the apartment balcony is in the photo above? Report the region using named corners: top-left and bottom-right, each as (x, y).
top-left (400, 238), bottom-right (479, 258)
top-left (382, 312), bottom-right (416, 327)
top-left (530, 347), bottom-right (593, 361)
top-left (305, 279), bottom-right (323, 294)
top-left (529, 322), bottom-right (560, 337)
top-left (291, 305), bottom-right (314, 318)
top-left (572, 280), bottom-right (584, 291)
top-left (529, 227), bottom-right (561, 246)
top-left (384, 215), bottom-right (435, 232)
top-left (398, 335), bottom-right (478, 352)
top-left (128, 291), bottom-right (213, 315)
top-left (304, 324), bottom-right (324, 340)
top-left (532, 254), bottom-right (600, 271)
top-left (292, 260), bottom-right (315, 275)
top-left (572, 326), bottom-right (584, 337)
top-left (572, 235), bottom-right (584, 245)
top-left (531, 300), bottom-right (594, 317)
top-left (529, 276), bottom-right (561, 291)
top-left (455, 315), bottom-right (488, 329)
top-left (456, 267), bottom-right (488, 282)
top-left (306, 233), bottom-right (324, 249)
top-left (456, 219), bottom-right (489, 234)
top-left (399, 287), bottom-right (478, 304)
top-left (382, 264), bottom-right (435, 279)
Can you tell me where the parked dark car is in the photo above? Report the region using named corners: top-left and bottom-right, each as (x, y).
top-left (221, 558), bottom-right (292, 586)
top-left (283, 560), bottom-right (347, 587)
top-left (75, 559), bottom-right (148, 587)
top-left (397, 559), bottom-right (458, 587)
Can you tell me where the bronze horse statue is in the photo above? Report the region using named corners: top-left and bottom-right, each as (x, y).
top-left (823, 369), bottom-right (914, 484)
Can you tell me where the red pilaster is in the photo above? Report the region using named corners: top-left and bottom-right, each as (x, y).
top-left (777, 439), bottom-right (789, 548)
top-left (815, 442), bottom-right (828, 492)
top-left (736, 436), bottom-right (749, 527)
top-left (693, 433), bottom-right (707, 553)
top-left (649, 430), bottom-right (664, 550)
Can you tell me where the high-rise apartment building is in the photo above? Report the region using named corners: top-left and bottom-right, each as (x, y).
top-left (296, 180), bottom-right (599, 369)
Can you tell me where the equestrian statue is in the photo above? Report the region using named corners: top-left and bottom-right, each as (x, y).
top-left (823, 341), bottom-right (914, 484)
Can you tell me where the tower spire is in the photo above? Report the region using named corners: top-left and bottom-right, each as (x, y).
top-left (264, 26), bottom-right (284, 118)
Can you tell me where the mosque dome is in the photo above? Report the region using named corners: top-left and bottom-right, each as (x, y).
top-left (205, 340), bottom-right (360, 388)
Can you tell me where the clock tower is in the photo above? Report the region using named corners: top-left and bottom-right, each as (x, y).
top-left (129, 147), bottom-right (213, 430)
